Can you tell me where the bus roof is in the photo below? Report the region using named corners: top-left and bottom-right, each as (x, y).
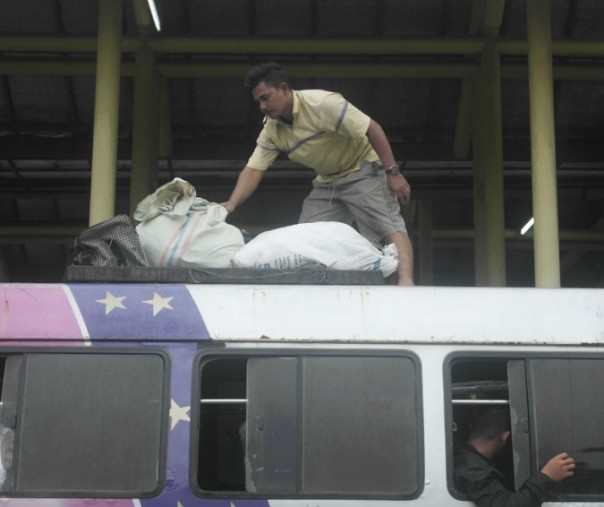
top-left (2, 283), bottom-right (603, 346)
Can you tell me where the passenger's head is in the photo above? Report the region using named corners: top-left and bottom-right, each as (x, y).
top-left (468, 405), bottom-right (511, 442)
top-left (244, 62), bottom-right (289, 91)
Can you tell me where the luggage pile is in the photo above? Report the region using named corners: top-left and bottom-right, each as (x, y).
top-left (69, 178), bottom-right (398, 279)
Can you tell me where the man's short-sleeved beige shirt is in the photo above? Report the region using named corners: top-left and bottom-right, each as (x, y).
top-left (246, 89), bottom-right (378, 182)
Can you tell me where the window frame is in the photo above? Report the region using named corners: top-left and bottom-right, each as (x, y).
top-left (445, 351), bottom-right (604, 503)
top-left (0, 347), bottom-right (170, 498)
top-left (191, 347), bottom-right (424, 500)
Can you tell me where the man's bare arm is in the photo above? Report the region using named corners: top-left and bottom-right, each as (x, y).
top-left (366, 119), bottom-right (411, 205)
top-left (221, 166), bottom-right (265, 214)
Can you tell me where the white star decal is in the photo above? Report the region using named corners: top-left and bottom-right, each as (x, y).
top-left (96, 291), bottom-right (126, 315)
top-left (143, 292), bottom-right (174, 316)
top-left (170, 399), bottom-right (190, 430)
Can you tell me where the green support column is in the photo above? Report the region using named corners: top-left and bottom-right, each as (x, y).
top-left (471, 40), bottom-right (506, 287)
top-left (418, 200), bottom-right (434, 286)
top-left (158, 77), bottom-right (173, 158)
top-left (527, 0), bottom-right (561, 287)
top-left (471, 74), bottom-right (488, 286)
top-left (130, 43), bottom-right (159, 214)
top-left (481, 40), bottom-right (506, 286)
top-left (89, 0), bottom-right (123, 226)
top-left (453, 0), bottom-right (506, 159)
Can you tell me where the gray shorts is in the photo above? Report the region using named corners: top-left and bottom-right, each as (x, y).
top-left (299, 160), bottom-right (407, 243)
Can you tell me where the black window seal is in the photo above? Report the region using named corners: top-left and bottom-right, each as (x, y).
top-left (190, 347), bottom-right (424, 501)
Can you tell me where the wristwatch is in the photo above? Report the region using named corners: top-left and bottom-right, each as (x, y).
top-left (384, 164), bottom-right (400, 175)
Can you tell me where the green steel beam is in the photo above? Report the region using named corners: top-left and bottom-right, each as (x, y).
top-left (1, 36), bottom-right (603, 58)
top-left (146, 37), bottom-right (485, 55)
top-left (0, 60), bottom-right (135, 76)
top-left (5, 59), bottom-right (604, 80)
top-left (503, 64), bottom-right (604, 80)
top-left (500, 39), bottom-right (604, 57)
top-left (156, 62), bottom-right (478, 79)
top-left (0, 36), bottom-right (139, 53)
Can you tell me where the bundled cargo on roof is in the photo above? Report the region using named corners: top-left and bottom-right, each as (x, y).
top-left (134, 178), bottom-right (245, 269)
top-left (232, 221), bottom-right (398, 277)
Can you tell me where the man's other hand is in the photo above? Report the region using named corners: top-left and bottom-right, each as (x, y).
top-left (541, 452), bottom-right (576, 482)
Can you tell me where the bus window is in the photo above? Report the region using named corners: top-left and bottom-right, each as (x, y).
top-left (449, 357), bottom-right (514, 496)
top-left (0, 351), bottom-right (169, 497)
top-left (449, 355), bottom-right (604, 503)
top-left (195, 352), bottom-right (423, 499)
top-left (197, 356), bottom-right (248, 492)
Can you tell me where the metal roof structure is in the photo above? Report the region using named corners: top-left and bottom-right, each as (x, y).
top-left (1, 0), bottom-right (604, 286)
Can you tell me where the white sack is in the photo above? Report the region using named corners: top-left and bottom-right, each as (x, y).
top-left (134, 178), bottom-right (244, 269)
top-left (231, 221), bottom-right (398, 277)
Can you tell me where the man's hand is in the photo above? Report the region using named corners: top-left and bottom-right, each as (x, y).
top-left (541, 452), bottom-right (576, 482)
top-left (220, 201), bottom-right (235, 214)
top-left (387, 173), bottom-right (412, 205)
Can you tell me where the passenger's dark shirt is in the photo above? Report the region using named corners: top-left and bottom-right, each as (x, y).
top-left (454, 442), bottom-right (554, 507)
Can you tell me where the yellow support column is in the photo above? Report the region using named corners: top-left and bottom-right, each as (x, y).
top-left (89, 0), bottom-right (123, 226)
top-left (130, 43), bottom-right (159, 213)
top-left (527, 0), bottom-right (561, 287)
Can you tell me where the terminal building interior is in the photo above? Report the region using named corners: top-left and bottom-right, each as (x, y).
top-left (1, 0), bottom-right (603, 287)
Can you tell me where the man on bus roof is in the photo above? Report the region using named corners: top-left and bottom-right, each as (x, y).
top-left (221, 61), bottom-right (414, 286)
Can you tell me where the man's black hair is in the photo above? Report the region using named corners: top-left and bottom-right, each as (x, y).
top-left (468, 406), bottom-right (511, 441)
top-left (244, 61), bottom-right (289, 90)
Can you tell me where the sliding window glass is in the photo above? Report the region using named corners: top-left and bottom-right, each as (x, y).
top-left (195, 351), bottom-right (423, 499)
top-left (0, 350), bottom-right (169, 497)
top-left (509, 357), bottom-right (604, 498)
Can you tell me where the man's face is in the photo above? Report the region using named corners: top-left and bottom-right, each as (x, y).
top-left (252, 81), bottom-right (290, 120)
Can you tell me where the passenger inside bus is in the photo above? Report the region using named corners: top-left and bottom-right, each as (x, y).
top-left (454, 406), bottom-right (575, 507)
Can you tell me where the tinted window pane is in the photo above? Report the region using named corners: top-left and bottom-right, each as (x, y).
top-left (301, 356), bottom-right (419, 496)
top-left (15, 353), bottom-right (166, 495)
top-left (528, 359), bottom-right (604, 497)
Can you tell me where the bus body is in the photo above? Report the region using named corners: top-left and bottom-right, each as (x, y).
top-left (1, 282), bottom-right (603, 506)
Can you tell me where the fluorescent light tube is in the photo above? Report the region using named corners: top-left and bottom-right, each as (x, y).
top-left (146, 0), bottom-right (161, 31)
top-left (520, 217), bottom-right (534, 235)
